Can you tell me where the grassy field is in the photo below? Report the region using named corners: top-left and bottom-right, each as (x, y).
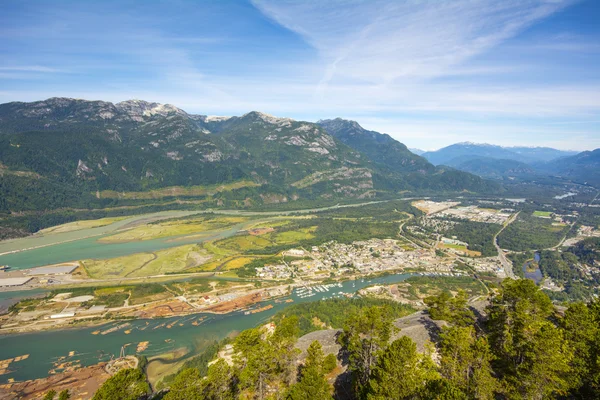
top-left (533, 210), bottom-right (552, 217)
top-left (38, 216), bottom-right (128, 234)
top-left (82, 253), bottom-right (155, 279)
top-left (273, 227), bottom-right (316, 243)
top-left (221, 257), bottom-right (255, 271)
top-left (81, 244), bottom-right (213, 278)
top-left (217, 235), bottom-right (275, 252)
top-left (438, 243), bottom-right (482, 257)
top-left (99, 215), bottom-right (249, 242)
top-left (82, 218), bottom-right (315, 277)
top-left (213, 221), bottom-right (316, 251)
top-left (97, 180), bottom-right (259, 200)
top-left (196, 256), bottom-right (258, 271)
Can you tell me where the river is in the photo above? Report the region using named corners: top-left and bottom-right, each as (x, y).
top-left (0, 220), bottom-right (260, 271)
top-left (0, 273), bottom-right (415, 383)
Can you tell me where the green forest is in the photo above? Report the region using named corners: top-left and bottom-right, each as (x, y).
top-left (497, 212), bottom-right (569, 251)
top-left (537, 237), bottom-right (600, 300)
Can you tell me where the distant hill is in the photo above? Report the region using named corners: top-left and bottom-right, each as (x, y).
top-left (419, 142), bottom-right (599, 187)
top-left (443, 156), bottom-right (537, 179)
top-left (0, 99), bottom-right (498, 214)
top-left (422, 142), bottom-right (577, 165)
top-left (409, 148), bottom-right (425, 155)
top-left (536, 149), bottom-right (600, 187)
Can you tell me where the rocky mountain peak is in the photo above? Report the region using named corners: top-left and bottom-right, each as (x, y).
top-left (317, 118), bottom-right (366, 136)
top-left (241, 111), bottom-right (295, 126)
top-left (115, 100), bottom-right (186, 121)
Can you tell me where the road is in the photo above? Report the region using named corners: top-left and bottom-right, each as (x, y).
top-left (396, 212), bottom-right (426, 249)
top-left (493, 212), bottom-right (519, 279)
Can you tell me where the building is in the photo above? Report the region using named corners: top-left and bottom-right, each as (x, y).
top-left (285, 249), bottom-right (306, 257)
top-left (26, 264), bottom-right (77, 276)
top-left (50, 312), bottom-right (75, 319)
top-left (0, 277), bottom-right (33, 287)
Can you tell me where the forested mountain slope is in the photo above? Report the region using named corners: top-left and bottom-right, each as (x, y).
top-left (317, 118), bottom-right (497, 192)
top-left (536, 148), bottom-right (600, 187)
top-left (0, 98), bottom-right (498, 214)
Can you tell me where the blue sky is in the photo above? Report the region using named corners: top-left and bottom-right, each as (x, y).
top-left (1, 0), bottom-right (599, 151)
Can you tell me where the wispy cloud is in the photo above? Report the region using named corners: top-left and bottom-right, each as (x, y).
top-left (0, 66), bottom-right (67, 73)
top-left (252, 0), bottom-right (576, 87)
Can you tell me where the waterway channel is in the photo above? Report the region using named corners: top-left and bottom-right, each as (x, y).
top-left (0, 214), bottom-right (271, 271)
top-left (522, 252), bottom-right (543, 284)
top-left (0, 273), bottom-right (415, 383)
top-left (0, 201), bottom-right (396, 271)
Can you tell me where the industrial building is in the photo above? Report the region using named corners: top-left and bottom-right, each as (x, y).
top-left (26, 264), bottom-right (77, 276)
top-left (0, 277), bottom-right (33, 287)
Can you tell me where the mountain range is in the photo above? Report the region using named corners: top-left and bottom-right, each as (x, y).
top-left (0, 98), bottom-right (497, 213)
top-left (537, 149), bottom-right (600, 187)
top-left (421, 142), bottom-right (578, 165)
top-left (420, 142), bottom-right (598, 185)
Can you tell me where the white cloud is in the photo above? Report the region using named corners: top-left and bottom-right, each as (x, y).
top-left (252, 0), bottom-right (575, 87)
top-left (0, 66), bottom-right (66, 73)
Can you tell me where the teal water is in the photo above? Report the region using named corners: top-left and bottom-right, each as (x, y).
top-left (0, 219), bottom-right (264, 271)
top-left (0, 273), bottom-right (413, 383)
top-left (0, 289), bottom-right (48, 313)
top-left (0, 211), bottom-right (201, 256)
top-left (522, 252), bottom-right (543, 284)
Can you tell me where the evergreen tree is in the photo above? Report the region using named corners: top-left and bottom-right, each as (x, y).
top-left (365, 336), bottom-right (438, 399)
top-left (424, 290), bottom-right (475, 326)
top-left (486, 279), bottom-right (573, 399)
top-left (418, 379), bottom-right (468, 400)
top-left (438, 326), bottom-right (496, 400)
top-left (323, 353), bottom-right (337, 373)
top-left (58, 390), bottom-right (71, 400)
top-left (43, 390), bottom-right (56, 400)
top-left (287, 341), bottom-right (332, 400)
top-left (163, 368), bottom-right (204, 400)
top-left (505, 321), bottom-right (573, 399)
top-left (339, 306), bottom-right (396, 393)
top-left (561, 300), bottom-right (600, 398)
top-left (272, 315), bottom-right (302, 386)
top-left (236, 333), bottom-right (279, 399)
top-left (235, 317), bottom-right (301, 399)
top-left (588, 299), bottom-right (600, 396)
top-left (92, 368), bottom-right (150, 400)
top-left (201, 359), bottom-right (236, 400)
top-left (487, 279), bottom-right (553, 370)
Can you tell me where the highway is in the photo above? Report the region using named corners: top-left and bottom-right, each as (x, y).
top-left (494, 212), bottom-right (520, 279)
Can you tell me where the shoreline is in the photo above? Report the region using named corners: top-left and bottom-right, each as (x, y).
top-left (0, 286), bottom-right (292, 336)
top-left (0, 270), bottom-right (418, 336)
top-left (0, 233), bottom-right (107, 257)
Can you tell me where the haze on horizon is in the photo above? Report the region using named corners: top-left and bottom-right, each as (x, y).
top-left (1, 0), bottom-right (599, 151)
